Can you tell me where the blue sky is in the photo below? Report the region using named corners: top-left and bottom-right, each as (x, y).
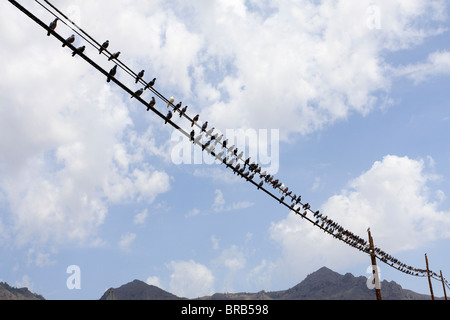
top-left (1, 0), bottom-right (450, 300)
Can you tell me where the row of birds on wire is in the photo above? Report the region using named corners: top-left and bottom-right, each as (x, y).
top-left (46, 15), bottom-right (448, 286)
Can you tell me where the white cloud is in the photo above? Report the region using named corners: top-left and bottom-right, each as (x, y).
top-left (133, 209), bottom-right (148, 225)
top-left (269, 155), bottom-right (450, 286)
top-left (177, 0), bottom-right (448, 139)
top-left (145, 276), bottom-right (163, 289)
top-left (212, 189), bottom-right (254, 213)
top-left (395, 50), bottom-right (450, 84)
top-left (118, 232), bottom-right (136, 251)
top-left (215, 245), bottom-right (246, 271)
top-left (168, 260), bottom-right (215, 298)
top-left (0, 0), bottom-right (175, 251)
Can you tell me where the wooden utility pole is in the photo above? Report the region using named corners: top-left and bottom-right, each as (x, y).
top-left (425, 254), bottom-right (434, 300)
top-left (367, 228), bottom-right (382, 300)
top-left (440, 270), bottom-right (447, 300)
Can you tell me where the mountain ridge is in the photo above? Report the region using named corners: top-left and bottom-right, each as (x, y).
top-left (0, 282), bottom-right (45, 300)
top-left (100, 266), bottom-right (436, 300)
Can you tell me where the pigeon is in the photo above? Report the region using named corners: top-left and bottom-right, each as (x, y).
top-left (190, 130), bottom-right (195, 141)
top-left (72, 45), bottom-right (85, 57)
top-left (257, 180), bottom-right (264, 190)
top-left (167, 96), bottom-right (175, 108)
top-left (201, 121), bottom-right (208, 132)
top-left (191, 114), bottom-right (199, 127)
top-left (173, 102), bottom-right (182, 113)
top-left (147, 97), bottom-right (156, 111)
top-left (202, 140), bottom-right (211, 151)
top-left (135, 70), bottom-right (145, 84)
top-left (145, 78), bottom-right (156, 90)
top-left (165, 111), bottom-right (173, 124)
top-left (99, 40), bottom-right (109, 54)
top-left (179, 106), bottom-right (188, 117)
top-left (131, 88), bottom-right (144, 99)
top-left (47, 18), bottom-right (58, 36)
top-left (222, 139), bottom-right (228, 149)
top-left (62, 34), bottom-right (75, 47)
top-left (108, 52), bottom-right (121, 61)
top-left (107, 65), bottom-right (118, 83)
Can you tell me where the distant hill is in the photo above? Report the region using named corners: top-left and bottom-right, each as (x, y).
top-left (261, 267), bottom-right (432, 300)
top-left (0, 282), bottom-right (45, 300)
top-left (101, 267), bottom-right (435, 300)
top-left (99, 279), bottom-right (185, 300)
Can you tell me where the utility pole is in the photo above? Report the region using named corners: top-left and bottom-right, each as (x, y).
top-left (440, 270), bottom-right (447, 300)
top-left (367, 228), bottom-right (382, 300)
top-left (425, 254), bottom-right (434, 300)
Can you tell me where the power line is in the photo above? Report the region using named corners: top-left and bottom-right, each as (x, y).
top-left (8, 0), bottom-right (450, 293)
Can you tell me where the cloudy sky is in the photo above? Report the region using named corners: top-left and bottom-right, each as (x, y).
top-left (1, 0), bottom-right (450, 299)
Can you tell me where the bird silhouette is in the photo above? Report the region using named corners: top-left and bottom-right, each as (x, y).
top-left (145, 78), bottom-right (156, 90)
top-left (108, 52), bottom-right (121, 61)
top-left (167, 96), bottom-right (175, 108)
top-left (192, 114), bottom-right (199, 127)
top-left (202, 140), bottom-right (211, 151)
top-left (62, 34), bottom-right (75, 47)
top-left (165, 111), bottom-right (173, 124)
top-left (72, 45), bottom-right (85, 57)
top-left (190, 130), bottom-right (195, 141)
top-left (201, 121), bottom-right (208, 132)
top-left (131, 88), bottom-right (143, 99)
top-left (99, 40), bottom-right (109, 54)
top-left (147, 97), bottom-right (156, 111)
top-left (180, 106), bottom-right (188, 117)
top-left (135, 70), bottom-right (145, 84)
top-left (173, 102), bottom-right (182, 113)
top-left (107, 65), bottom-right (118, 83)
top-left (258, 180), bottom-right (264, 190)
top-left (47, 18), bottom-right (58, 36)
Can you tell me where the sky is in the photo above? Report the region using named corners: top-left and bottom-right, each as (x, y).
top-left (0, 0), bottom-right (450, 300)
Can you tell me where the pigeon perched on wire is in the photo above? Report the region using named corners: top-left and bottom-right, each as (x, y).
top-left (173, 102), bottom-right (182, 113)
top-left (167, 96), bottom-right (175, 108)
top-left (145, 78), bottom-right (156, 90)
top-left (165, 111), bottom-right (173, 124)
top-left (147, 97), bottom-right (156, 111)
top-left (201, 121), bottom-right (208, 132)
top-left (71, 45), bottom-right (85, 57)
top-left (99, 40), bottom-right (109, 54)
top-left (191, 114), bottom-right (199, 127)
top-left (190, 130), bottom-right (195, 141)
top-left (179, 106), bottom-right (188, 118)
top-left (62, 34), bottom-right (75, 47)
top-left (202, 140), bottom-right (211, 151)
top-left (131, 88), bottom-right (144, 99)
top-left (135, 70), bottom-right (145, 84)
top-left (107, 65), bottom-right (117, 83)
top-left (108, 52), bottom-right (121, 61)
top-left (47, 18), bottom-right (58, 36)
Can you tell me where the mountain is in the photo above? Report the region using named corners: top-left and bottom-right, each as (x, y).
top-left (0, 282), bottom-right (45, 300)
top-left (262, 267), bottom-right (432, 300)
top-left (101, 267), bottom-right (435, 300)
top-left (99, 279), bottom-right (185, 300)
